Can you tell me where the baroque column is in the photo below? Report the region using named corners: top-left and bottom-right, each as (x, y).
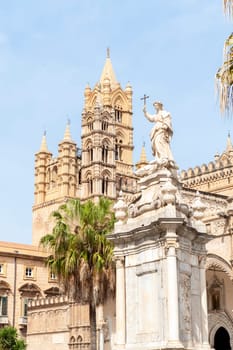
top-left (165, 226), bottom-right (182, 348)
top-left (115, 257), bottom-right (126, 347)
top-left (199, 256), bottom-right (209, 347)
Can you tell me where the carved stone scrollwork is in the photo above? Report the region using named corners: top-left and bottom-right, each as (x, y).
top-left (164, 237), bottom-right (178, 256)
top-left (198, 255), bottom-right (207, 269)
top-left (180, 273), bottom-right (191, 333)
top-left (192, 192), bottom-right (206, 221)
top-left (102, 319), bottom-right (110, 342)
top-left (113, 192), bottom-right (128, 224)
top-left (161, 177), bottom-right (177, 205)
top-left (115, 257), bottom-right (125, 269)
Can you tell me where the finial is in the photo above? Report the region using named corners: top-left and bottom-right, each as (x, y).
top-left (226, 131), bottom-right (233, 152)
top-left (100, 48), bottom-right (118, 88)
top-left (40, 131), bottom-right (49, 152)
top-left (63, 120), bottom-right (72, 141)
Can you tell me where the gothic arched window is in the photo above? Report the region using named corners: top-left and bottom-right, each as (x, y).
top-left (102, 145), bottom-right (108, 163)
top-left (78, 170), bottom-right (81, 185)
top-left (87, 146), bottom-right (93, 163)
top-left (87, 177), bottom-right (93, 195)
top-left (102, 120), bottom-right (108, 130)
top-left (115, 138), bottom-right (123, 161)
top-left (102, 176), bottom-right (108, 195)
top-left (52, 166), bottom-right (58, 188)
top-left (115, 106), bottom-right (122, 123)
top-left (87, 118), bottom-right (93, 131)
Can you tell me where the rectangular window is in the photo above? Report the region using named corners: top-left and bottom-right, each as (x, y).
top-left (0, 264), bottom-right (6, 276)
top-left (22, 298), bottom-right (33, 317)
top-left (0, 296), bottom-right (8, 316)
top-left (25, 267), bottom-right (33, 278)
top-left (50, 271), bottom-right (57, 280)
top-left (23, 298), bottom-right (28, 317)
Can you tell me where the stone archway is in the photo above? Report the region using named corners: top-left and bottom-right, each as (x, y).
top-left (214, 327), bottom-right (231, 350)
top-left (206, 254), bottom-right (233, 281)
top-left (209, 312), bottom-right (233, 349)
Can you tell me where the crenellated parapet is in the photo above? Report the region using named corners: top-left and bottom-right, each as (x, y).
top-left (28, 295), bottom-right (69, 309)
top-left (181, 134), bottom-right (233, 196)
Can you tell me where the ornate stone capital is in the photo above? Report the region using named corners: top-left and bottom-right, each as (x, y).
top-left (164, 236), bottom-right (179, 257)
top-left (198, 255), bottom-right (207, 268)
top-left (115, 257), bottom-right (125, 269)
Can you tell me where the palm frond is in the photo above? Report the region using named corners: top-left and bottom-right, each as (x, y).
top-left (40, 197), bottom-right (116, 305)
top-left (216, 33), bottom-right (233, 114)
top-left (223, 0), bottom-right (233, 18)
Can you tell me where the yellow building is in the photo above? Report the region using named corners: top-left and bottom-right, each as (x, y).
top-left (0, 241), bottom-right (58, 338)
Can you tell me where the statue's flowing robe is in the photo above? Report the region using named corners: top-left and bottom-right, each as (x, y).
top-left (149, 111), bottom-right (174, 161)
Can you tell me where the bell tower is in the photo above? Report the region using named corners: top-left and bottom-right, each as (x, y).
top-left (32, 123), bottom-right (79, 246)
top-left (32, 51), bottom-right (137, 245)
top-left (81, 50), bottom-right (136, 201)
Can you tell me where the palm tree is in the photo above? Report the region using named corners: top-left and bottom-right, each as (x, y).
top-left (40, 197), bottom-right (115, 350)
top-left (216, 1), bottom-right (233, 114)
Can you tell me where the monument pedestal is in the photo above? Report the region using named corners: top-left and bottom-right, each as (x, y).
top-left (111, 169), bottom-right (211, 350)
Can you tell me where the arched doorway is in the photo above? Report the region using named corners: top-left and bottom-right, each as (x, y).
top-left (214, 327), bottom-right (231, 350)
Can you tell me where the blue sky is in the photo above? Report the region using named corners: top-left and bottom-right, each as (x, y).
top-left (0, 1), bottom-right (232, 244)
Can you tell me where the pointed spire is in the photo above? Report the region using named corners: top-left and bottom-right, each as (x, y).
top-left (39, 131), bottom-right (49, 152)
top-left (226, 131), bottom-right (233, 152)
top-left (100, 49), bottom-right (118, 89)
top-left (135, 143), bottom-right (149, 169)
top-left (139, 143), bottom-right (148, 163)
top-left (63, 119), bottom-right (72, 142)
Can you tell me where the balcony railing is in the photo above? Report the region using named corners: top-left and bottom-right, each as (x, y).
top-left (0, 316), bottom-right (8, 324)
top-left (18, 316), bottom-right (27, 326)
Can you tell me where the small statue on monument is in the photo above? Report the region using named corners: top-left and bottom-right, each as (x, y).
top-left (143, 100), bottom-right (175, 168)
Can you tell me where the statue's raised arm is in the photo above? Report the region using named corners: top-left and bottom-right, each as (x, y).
top-left (143, 101), bottom-right (174, 167)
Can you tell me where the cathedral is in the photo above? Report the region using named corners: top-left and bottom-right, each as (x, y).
top-left (0, 53), bottom-right (233, 350)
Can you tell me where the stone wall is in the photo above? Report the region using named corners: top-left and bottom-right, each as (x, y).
top-left (27, 296), bottom-right (70, 350)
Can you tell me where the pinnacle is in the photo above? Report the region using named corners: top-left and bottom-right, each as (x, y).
top-left (139, 144), bottom-right (148, 164)
top-left (63, 120), bottom-right (72, 142)
top-left (135, 143), bottom-right (148, 169)
top-left (226, 132), bottom-right (233, 152)
top-left (39, 131), bottom-right (49, 153)
top-left (99, 51), bottom-right (118, 89)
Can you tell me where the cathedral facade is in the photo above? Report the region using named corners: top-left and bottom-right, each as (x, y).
top-left (0, 54), bottom-right (233, 350)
